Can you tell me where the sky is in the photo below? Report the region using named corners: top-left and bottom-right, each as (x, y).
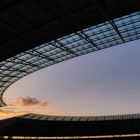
top-left (0, 39), bottom-right (140, 119)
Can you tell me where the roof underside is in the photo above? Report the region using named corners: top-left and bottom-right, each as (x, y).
top-left (0, 0), bottom-right (139, 62)
top-left (1, 113), bottom-right (140, 137)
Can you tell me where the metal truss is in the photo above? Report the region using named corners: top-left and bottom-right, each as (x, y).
top-left (0, 11), bottom-right (140, 106)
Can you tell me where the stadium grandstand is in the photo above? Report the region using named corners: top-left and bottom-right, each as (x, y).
top-left (1, 113), bottom-right (140, 139)
top-left (0, 0), bottom-right (139, 139)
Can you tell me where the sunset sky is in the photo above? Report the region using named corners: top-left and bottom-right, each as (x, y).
top-left (0, 39), bottom-right (140, 119)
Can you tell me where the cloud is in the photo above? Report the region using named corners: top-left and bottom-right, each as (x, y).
top-left (0, 107), bottom-right (28, 120)
top-left (0, 109), bottom-right (16, 114)
top-left (16, 97), bottom-right (48, 107)
top-left (0, 106), bottom-right (28, 114)
top-left (0, 97), bottom-right (48, 119)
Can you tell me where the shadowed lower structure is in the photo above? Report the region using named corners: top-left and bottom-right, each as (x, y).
top-left (1, 113), bottom-right (140, 139)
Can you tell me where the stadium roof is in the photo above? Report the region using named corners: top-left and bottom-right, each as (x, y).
top-left (0, 0), bottom-right (139, 62)
top-left (1, 113), bottom-right (140, 137)
top-left (0, 11), bottom-right (140, 106)
top-left (0, 0), bottom-right (140, 106)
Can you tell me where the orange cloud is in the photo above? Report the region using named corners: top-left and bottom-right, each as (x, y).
top-left (0, 109), bottom-right (16, 114)
top-left (16, 97), bottom-right (48, 107)
top-left (0, 108), bottom-right (28, 120)
top-left (0, 97), bottom-right (48, 119)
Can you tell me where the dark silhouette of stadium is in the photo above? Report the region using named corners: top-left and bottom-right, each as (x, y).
top-left (0, 0), bottom-right (140, 139)
top-left (1, 113), bottom-right (140, 139)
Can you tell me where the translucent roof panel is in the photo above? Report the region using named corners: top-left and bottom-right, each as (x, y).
top-left (19, 113), bottom-right (140, 122)
top-left (0, 12), bottom-right (140, 107)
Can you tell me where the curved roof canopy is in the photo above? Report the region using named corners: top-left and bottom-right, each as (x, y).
top-left (0, 11), bottom-right (140, 106)
top-left (0, 0), bottom-right (140, 106)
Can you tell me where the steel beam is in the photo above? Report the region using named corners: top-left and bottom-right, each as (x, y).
top-left (94, 0), bottom-right (125, 43)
